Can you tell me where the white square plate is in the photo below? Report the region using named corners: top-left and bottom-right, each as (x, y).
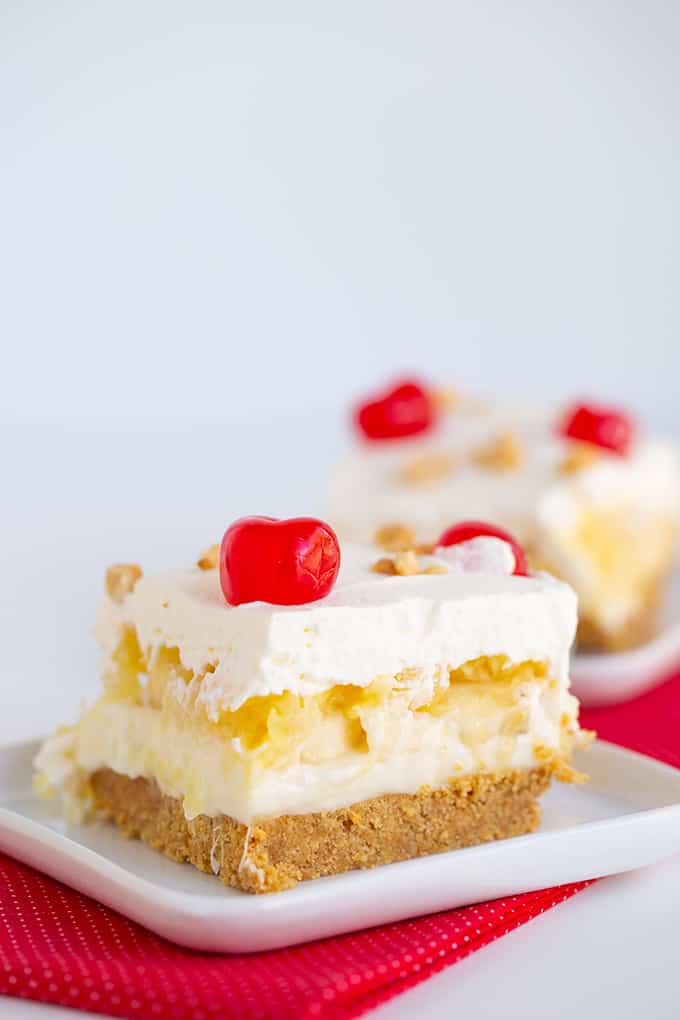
top-left (1, 740), bottom-right (680, 953)
top-left (571, 569), bottom-right (680, 706)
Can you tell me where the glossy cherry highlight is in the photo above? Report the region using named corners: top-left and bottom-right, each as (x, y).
top-left (560, 401), bottom-right (634, 456)
top-left (219, 516), bottom-right (341, 607)
top-left (437, 520), bottom-right (529, 576)
top-left (354, 378), bottom-right (435, 440)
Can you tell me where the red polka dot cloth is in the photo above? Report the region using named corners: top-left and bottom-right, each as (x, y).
top-left (1, 670), bottom-right (678, 1020)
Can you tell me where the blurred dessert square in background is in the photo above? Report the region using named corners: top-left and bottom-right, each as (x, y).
top-left (326, 379), bottom-right (680, 651)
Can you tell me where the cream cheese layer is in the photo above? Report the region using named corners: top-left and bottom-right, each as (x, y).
top-left (36, 660), bottom-right (579, 822)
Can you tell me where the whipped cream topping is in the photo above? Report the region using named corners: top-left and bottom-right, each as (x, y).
top-left (95, 542), bottom-right (577, 716)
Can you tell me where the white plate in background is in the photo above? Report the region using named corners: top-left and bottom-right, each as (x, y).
top-left (1, 740), bottom-right (680, 953)
top-left (572, 571), bottom-right (680, 706)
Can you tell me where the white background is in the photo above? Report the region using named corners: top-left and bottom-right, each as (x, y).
top-left (1, 3), bottom-right (679, 1017)
top-left (2, 1), bottom-right (679, 427)
top-left (2, 0), bottom-right (679, 730)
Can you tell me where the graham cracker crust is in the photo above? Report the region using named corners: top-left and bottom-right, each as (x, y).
top-left (90, 766), bottom-right (553, 894)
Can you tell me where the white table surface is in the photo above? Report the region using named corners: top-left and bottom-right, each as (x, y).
top-left (3, 411), bottom-right (680, 1019)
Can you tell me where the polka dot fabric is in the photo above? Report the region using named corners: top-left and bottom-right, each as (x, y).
top-left (1, 669), bottom-right (678, 1020)
top-left (0, 861), bottom-right (589, 1020)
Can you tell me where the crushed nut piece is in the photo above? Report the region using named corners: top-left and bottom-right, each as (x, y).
top-left (105, 564), bottom-right (143, 603)
top-left (372, 549), bottom-right (447, 577)
top-left (400, 451), bottom-right (455, 486)
top-left (197, 543), bottom-right (220, 570)
top-left (559, 442), bottom-right (599, 476)
top-left (371, 556), bottom-right (397, 575)
top-left (432, 386), bottom-right (459, 412)
top-left (415, 541), bottom-right (436, 555)
top-left (393, 550), bottom-right (421, 576)
top-left (374, 523), bottom-right (416, 552)
top-left (471, 431), bottom-right (524, 471)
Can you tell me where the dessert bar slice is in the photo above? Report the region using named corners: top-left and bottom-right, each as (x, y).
top-left (36, 518), bottom-right (586, 893)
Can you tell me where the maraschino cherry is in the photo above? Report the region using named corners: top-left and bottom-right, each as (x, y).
top-left (354, 378), bottom-right (435, 440)
top-left (219, 517), bottom-right (341, 607)
top-left (560, 401), bottom-right (634, 456)
top-left (437, 520), bottom-right (529, 576)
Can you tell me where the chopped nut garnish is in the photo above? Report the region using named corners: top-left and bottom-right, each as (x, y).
top-left (372, 549), bottom-right (447, 577)
top-left (393, 550), bottom-right (421, 576)
top-left (432, 386), bottom-right (458, 412)
top-left (374, 523), bottom-right (416, 552)
top-left (400, 451), bottom-right (455, 485)
top-left (559, 441), bottom-right (599, 476)
top-left (415, 541), bottom-right (436, 555)
top-left (105, 563), bottom-right (142, 603)
top-left (197, 543), bottom-right (220, 570)
top-left (471, 431), bottom-right (524, 472)
top-left (371, 556), bottom-right (397, 575)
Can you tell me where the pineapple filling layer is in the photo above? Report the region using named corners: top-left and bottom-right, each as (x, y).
top-left (50, 636), bottom-right (580, 821)
top-left (537, 510), bottom-right (677, 630)
top-left (104, 631), bottom-right (559, 764)
top-left (574, 510), bottom-right (676, 584)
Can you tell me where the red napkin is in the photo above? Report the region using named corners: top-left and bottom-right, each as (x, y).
top-left (1, 670), bottom-right (678, 1020)
top-left (580, 670), bottom-right (680, 769)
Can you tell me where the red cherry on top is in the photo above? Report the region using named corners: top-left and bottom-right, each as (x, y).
top-left (220, 516), bottom-right (341, 607)
top-left (354, 378), bottom-right (435, 440)
top-left (437, 520), bottom-right (529, 576)
top-left (560, 401), bottom-right (634, 456)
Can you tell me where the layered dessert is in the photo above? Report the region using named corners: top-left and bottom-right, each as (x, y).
top-left (326, 379), bottom-right (680, 651)
top-left (36, 516), bottom-right (587, 893)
